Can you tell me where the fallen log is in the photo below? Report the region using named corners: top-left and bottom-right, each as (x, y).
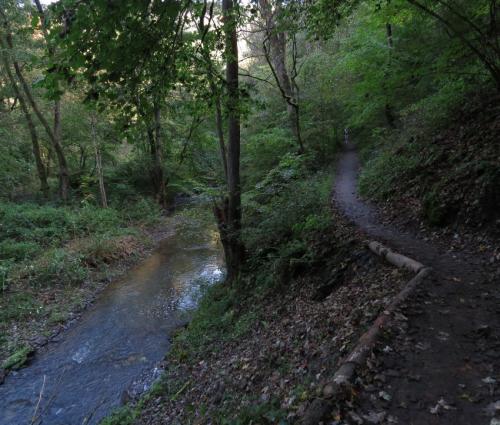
top-left (368, 241), bottom-right (424, 273)
top-left (331, 266), bottom-right (431, 387)
top-left (300, 244), bottom-right (431, 425)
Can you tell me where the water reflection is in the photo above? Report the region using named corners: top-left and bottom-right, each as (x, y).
top-left (0, 209), bottom-right (224, 425)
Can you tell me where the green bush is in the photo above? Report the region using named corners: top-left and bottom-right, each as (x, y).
top-left (241, 155), bottom-right (332, 292)
top-left (358, 141), bottom-right (421, 200)
top-left (120, 197), bottom-right (162, 225)
top-left (0, 240), bottom-right (41, 262)
top-left (74, 204), bottom-right (123, 235)
top-left (242, 128), bottom-right (296, 187)
top-left (0, 202), bottom-right (73, 245)
top-left (244, 159), bottom-right (331, 256)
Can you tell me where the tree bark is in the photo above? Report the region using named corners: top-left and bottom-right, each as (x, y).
top-left (259, 0), bottom-right (304, 153)
top-left (0, 12), bottom-right (70, 200)
top-left (214, 94), bottom-right (228, 180)
top-left (384, 23), bottom-right (396, 128)
top-left (0, 46), bottom-right (49, 197)
top-left (221, 0), bottom-right (245, 282)
top-left (146, 105), bottom-right (167, 208)
top-left (53, 100), bottom-right (70, 200)
top-left (33, 0), bottom-right (71, 200)
top-left (90, 113), bottom-right (108, 208)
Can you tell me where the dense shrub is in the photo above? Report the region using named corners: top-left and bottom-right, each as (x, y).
top-left (243, 154), bottom-right (332, 290)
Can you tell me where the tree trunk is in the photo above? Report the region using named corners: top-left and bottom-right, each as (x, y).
top-left (53, 100), bottom-right (70, 200)
top-left (32, 0), bottom-right (71, 200)
top-left (259, 0), bottom-right (304, 153)
top-left (146, 105), bottom-right (167, 208)
top-left (0, 48), bottom-right (49, 197)
top-left (384, 23), bottom-right (396, 128)
top-left (90, 114), bottom-right (108, 208)
top-left (214, 94), bottom-right (228, 180)
top-left (220, 0), bottom-right (244, 282)
top-left (1, 26), bottom-right (70, 201)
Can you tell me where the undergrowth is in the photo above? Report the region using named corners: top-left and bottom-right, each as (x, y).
top-left (0, 198), bottom-right (162, 362)
top-left (105, 154), bottom-right (336, 424)
top-left (359, 91), bottom-right (500, 228)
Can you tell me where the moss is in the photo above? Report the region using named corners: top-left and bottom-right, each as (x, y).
top-left (100, 406), bottom-right (138, 425)
top-left (2, 346), bottom-right (33, 370)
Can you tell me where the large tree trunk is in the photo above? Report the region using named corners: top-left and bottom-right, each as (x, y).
top-left (90, 114), bottom-right (108, 208)
top-left (259, 0), bottom-right (304, 153)
top-left (220, 0), bottom-right (244, 282)
top-left (0, 47), bottom-right (49, 197)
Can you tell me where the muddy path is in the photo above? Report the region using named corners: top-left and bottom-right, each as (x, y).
top-left (334, 146), bottom-right (500, 424)
top-left (0, 212), bottom-right (224, 425)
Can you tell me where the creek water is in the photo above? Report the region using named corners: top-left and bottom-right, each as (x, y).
top-left (0, 211), bottom-right (224, 425)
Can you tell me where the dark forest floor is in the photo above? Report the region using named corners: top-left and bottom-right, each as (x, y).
top-left (128, 147), bottom-right (499, 425)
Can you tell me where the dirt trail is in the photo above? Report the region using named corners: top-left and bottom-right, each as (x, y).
top-left (334, 146), bottom-right (500, 424)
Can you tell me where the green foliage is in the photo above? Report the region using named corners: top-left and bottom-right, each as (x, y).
top-left (0, 199), bottom-right (159, 293)
top-left (120, 198), bottom-right (163, 226)
top-left (100, 406), bottom-right (138, 425)
top-left (171, 284), bottom-right (248, 360)
top-left (358, 140), bottom-right (421, 200)
top-left (2, 345), bottom-right (33, 370)
top-left (0, 202), bottom-right (74, 246)
top-left (0, 240), bottom-right (40, 262)
top-left (216, 398), bottom-right (288, 425)
top-left (74, 204), bottom-right (123, 235)
top-left (244, 155), bottom-right (332, 262)
top-left (242, 128), bottom-right (296, 187)
top-left (0, 292), bottom-right (39, 322)
top-left (22, 248), bottom-right (88, 288)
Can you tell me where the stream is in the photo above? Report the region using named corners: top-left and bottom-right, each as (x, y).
top-left (0, 210), bottom-right (224, 425)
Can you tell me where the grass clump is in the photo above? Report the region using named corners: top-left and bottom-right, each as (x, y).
top-left (0, 198), bottom-right (162, 364)
top-left (2, 346), bottom-right (33, 370)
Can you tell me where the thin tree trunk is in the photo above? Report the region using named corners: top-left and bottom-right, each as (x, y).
top-left (0, 22), bottom-right (70, 200)
top-left (214, 94), bottom-right (228, 180)
top-left (146, 105), bottom-right (167, 208)
top-left (259, 0), bottom-right (304, 153)
top-left (0, 48), bottom-right (49, 197)
top-left (222, 0), bottom-right (244, 282)
top-left (90, 114), bottom-right (108, 208)
top-left (53, 100), bottom-right (70, 200)
top-left (154, 105), bottom-right (167, 207)
top-left (384, 23), bottom-right (396, 128)
top-left (33, 0), bottom-right (70, 200)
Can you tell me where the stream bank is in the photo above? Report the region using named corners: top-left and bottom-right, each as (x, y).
top-left (0, 207), bottom-right (224, 425)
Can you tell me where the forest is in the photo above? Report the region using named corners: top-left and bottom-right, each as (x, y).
top-left (0, 0), bottom-right (499, 424)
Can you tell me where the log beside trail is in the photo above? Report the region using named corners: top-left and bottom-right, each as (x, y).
top-left (367, 241), bottom-right (425, 273)
top-left (300, 242), bottom-right (432, 425)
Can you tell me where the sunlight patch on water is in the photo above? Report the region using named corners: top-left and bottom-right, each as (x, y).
top-left (71, 343), bottom-right (91, 364)
top-left (177, 264), bottom-right (224, 310)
